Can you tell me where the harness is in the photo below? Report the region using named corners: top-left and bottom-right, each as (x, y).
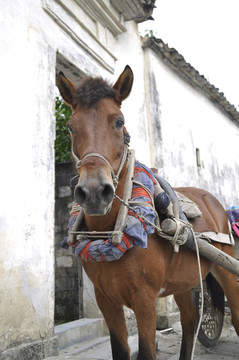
top-left (62, 146), bottom-right (193, 261)
top-left (63, 154), bottom-right (158, 261)
top-left (71, 143), bottom-right (129, 188)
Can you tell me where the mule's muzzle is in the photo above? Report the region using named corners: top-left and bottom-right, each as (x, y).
top-left (74, 180), bottom-right (115, 216)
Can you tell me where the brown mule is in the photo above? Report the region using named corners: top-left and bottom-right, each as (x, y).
top-left (57, 66), bottom-right (239, 360)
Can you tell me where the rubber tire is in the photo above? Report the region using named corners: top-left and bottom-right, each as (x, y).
top-left (192, 289), bottom-right (224, 347)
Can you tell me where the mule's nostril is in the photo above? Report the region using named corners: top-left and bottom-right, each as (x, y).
top-left (101, 184), bottom-right (114, 204)
top-left (75, 185), bottom-right (89, 205)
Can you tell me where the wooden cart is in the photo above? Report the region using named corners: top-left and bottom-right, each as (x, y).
top-left (192, 233), bottom-right (239, 347)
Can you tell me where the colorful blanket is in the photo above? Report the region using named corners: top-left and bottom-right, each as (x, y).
top-left (226, 206), bottom-right (239, 238)
top-left (62, 161), bottom-right (157, 262)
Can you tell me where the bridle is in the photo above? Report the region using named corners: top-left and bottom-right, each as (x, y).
top-left (71, 144), bottom-right (129, 188)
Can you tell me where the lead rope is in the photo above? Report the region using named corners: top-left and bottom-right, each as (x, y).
top-left (191, 232), bottom-right (204, 360)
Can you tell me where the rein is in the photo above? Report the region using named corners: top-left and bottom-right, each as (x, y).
top-left (72, 144), bottom-right (129, 188)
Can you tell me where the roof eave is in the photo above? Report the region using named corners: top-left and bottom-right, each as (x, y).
top-left (142, 36), bottom-right (239, 125)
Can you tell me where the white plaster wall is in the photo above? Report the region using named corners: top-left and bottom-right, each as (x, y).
top-left (144, 48), bottom-right (239, 208)
top-left (0, 1), bottom-right (56, 352)
top-left (114, 21), bottom-right (151, 165)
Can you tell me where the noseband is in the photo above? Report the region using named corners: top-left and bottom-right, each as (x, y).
top-left (71, 145), bottom-right (129, 188)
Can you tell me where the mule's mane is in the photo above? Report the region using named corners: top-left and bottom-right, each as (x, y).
top-left (74, 77), bottom-right (117, 108)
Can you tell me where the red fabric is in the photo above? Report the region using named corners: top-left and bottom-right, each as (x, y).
top-left (131, 187), bottom-right (151, 200)
top-left (80, 242), bottom-right (95, 261)
top-left (115, 243), bottom-right (126, 253)
top-left (122, 233), bottom-right (134, 248)
top-left (134, 166), bottom-right (155, 184)
top-left (128, 210), bottom-right (146, 230)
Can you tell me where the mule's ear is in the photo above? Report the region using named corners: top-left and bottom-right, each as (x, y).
top-left (57, 72), bottom-right (75, 108)
top-left (113, 65), bottom-right (133, 104)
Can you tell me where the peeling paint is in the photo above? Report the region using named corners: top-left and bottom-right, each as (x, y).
top-left (144, 48), bottom-right (239, 207)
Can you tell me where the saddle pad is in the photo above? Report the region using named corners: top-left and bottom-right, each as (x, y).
top-left (198, 231), bottom-right (234, 246)
top-left (175, 191), bottom-right (202, 219)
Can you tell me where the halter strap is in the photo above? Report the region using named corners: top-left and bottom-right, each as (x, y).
top-left (72, 145), bottom-right (129, 188)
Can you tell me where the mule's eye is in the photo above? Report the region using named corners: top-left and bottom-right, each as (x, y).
top-left (67, 125), bottom-right (75, 134)
top-left (115, 118), bottom-right (124, 129)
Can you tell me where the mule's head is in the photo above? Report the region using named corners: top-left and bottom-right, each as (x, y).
top-left (57, 66), bottom-right (133, 216)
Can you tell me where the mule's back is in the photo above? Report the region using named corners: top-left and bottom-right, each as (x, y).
top-left (175, 187), bottom-right (229, 234)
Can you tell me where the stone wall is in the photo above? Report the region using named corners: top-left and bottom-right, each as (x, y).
top-left (55, 162), bottom-right (82, 323)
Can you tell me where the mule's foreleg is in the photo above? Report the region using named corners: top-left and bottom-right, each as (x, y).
top-left (131, 291), bottom-right (157, 360)
top-left (174, 291), bottom-right (197, 360)
top-left (94, 287), bottom-right (130, 360)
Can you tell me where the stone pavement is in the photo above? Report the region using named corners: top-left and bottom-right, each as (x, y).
top-left (45, 319), bottom-right (238, 360)
top-left (156, 322), bottom-right (238, 360)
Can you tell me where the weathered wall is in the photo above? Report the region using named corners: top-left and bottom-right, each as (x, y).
top-left (0, 1), bottom-right (56, 355)
top-left (143, 46), bottom-right (239, 208)
top-left (114, 22), bottom-right (151, 165)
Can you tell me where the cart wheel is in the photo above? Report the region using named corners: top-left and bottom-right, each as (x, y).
top-left (192, 289), bottom-right (224, 347)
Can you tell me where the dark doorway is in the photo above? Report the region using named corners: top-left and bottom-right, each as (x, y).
top-left (54, 54), bottom-right (84, 324)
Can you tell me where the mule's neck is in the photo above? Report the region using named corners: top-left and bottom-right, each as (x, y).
top-left (83, 161), bottom-right (128, 232)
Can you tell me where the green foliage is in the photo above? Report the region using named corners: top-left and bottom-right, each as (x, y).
top-left (144, 29), bottom-right (155, 38)
top-left (55, 96), bottom-right (72, 162)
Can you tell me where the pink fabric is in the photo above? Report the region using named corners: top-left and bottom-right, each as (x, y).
top-left (232, 223), bottom-right (239, 237)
